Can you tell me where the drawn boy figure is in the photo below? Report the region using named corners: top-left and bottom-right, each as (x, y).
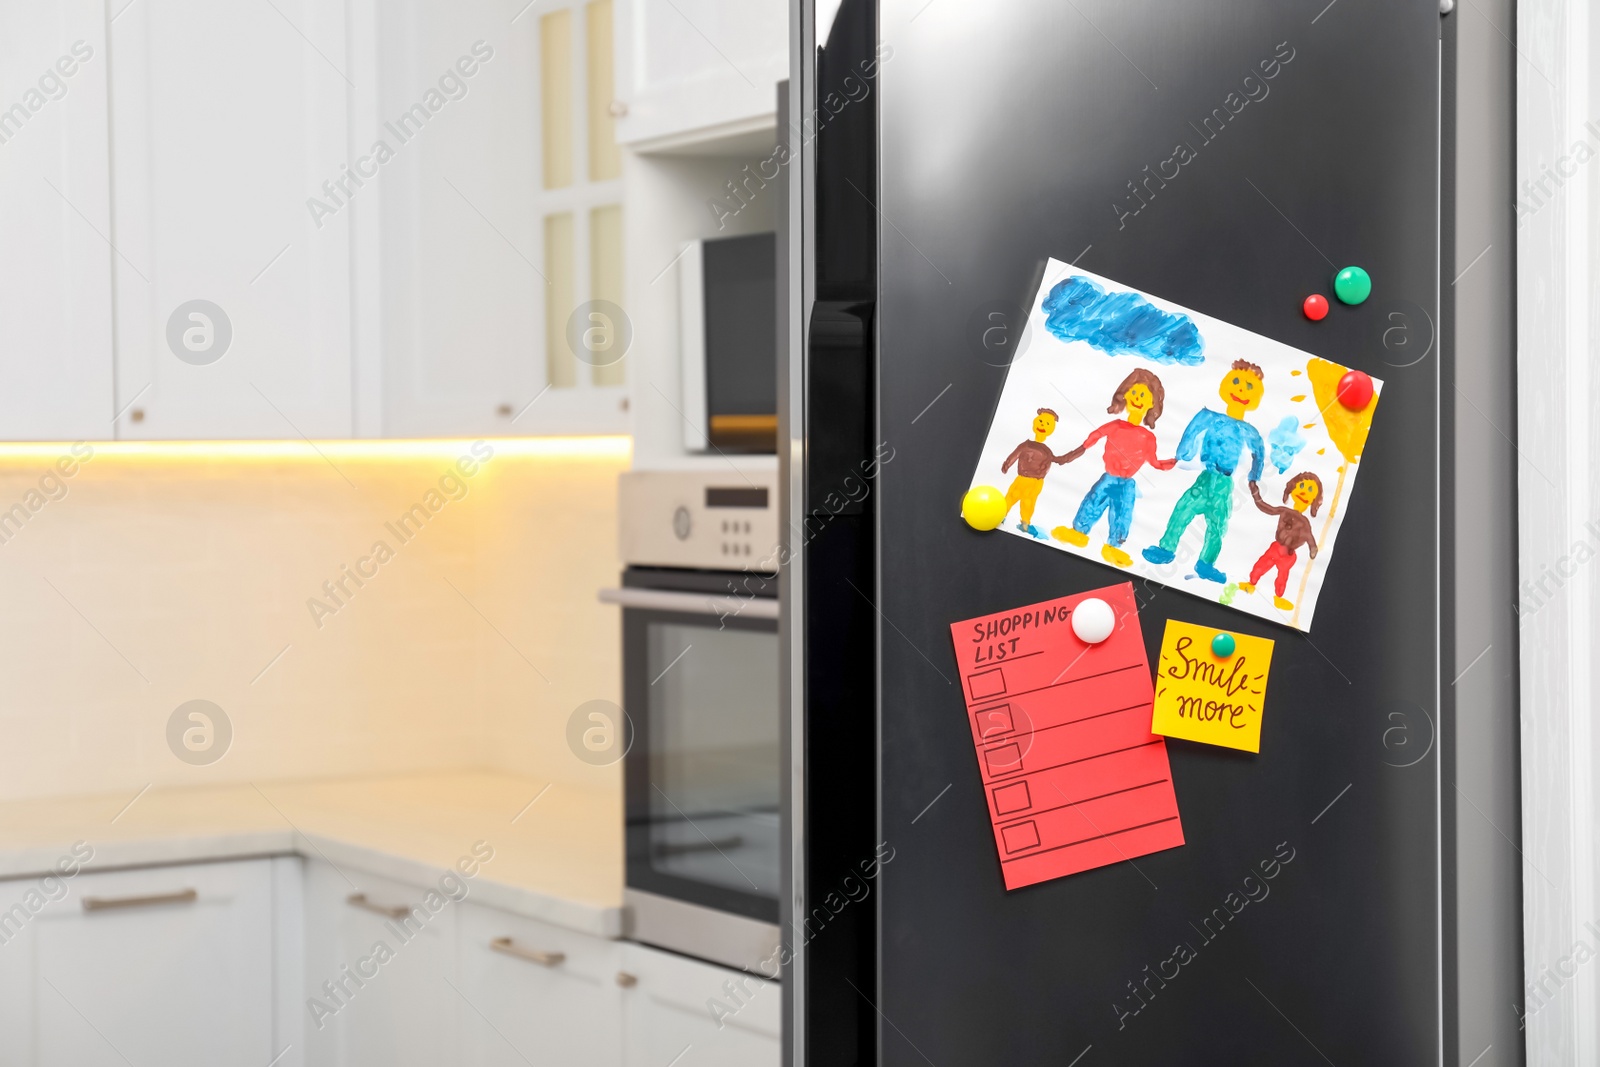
top-left (1239, 471), bottom-right (1323, 610)
top-left (1052, 369), bottom-right (1176, 568)
top-left (1141, 360), bottom-right (1267, 583)
top-left (1001, 407), bottom-right (1070, 538)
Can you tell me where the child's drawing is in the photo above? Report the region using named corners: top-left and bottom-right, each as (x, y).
top-left (965, 261), bottom-right (1383, 632)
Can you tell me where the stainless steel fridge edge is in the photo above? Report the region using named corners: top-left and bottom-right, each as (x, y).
top-left (778, 1), bottom-right (814, 1063)
top-left (1446, 0), bottom-right (1526, 1060)
top-left (1436, 35), bottom-right (1446, 1067)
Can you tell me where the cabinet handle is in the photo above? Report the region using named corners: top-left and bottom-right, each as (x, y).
top-left (490, 936), bottom-right (566, 967)
top-left (346, 893), bottom-right (412, 919)
top-left (82, 888), bottom-right (197, 912)
top-left (616, 971), bottom-right (638, 987)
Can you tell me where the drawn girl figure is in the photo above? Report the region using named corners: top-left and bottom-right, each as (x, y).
top-left (1051, 369), bottom-right (1176, 568)
top-left (1238, 471), bottom-right (1323, 611)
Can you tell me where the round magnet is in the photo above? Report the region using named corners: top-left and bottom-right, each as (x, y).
top-left (1302, 294), bottom-right (1329, 321)
top-left (1333, 266), bottom-right (1372, 305)
top-left (1072, 598), bottom-right (1116, 645)
top-left (1336, 370), bottom-right (1374, 411)
top-left (961, 485), bottom-right (1007, 531)
top-left (1211, 632), bottom-right (1236, 658)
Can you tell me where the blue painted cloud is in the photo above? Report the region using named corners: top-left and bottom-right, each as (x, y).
top-left (1269, 415), bottom-right (1306, 474)
top-left (1040, 275), bottom-right (1204, 366)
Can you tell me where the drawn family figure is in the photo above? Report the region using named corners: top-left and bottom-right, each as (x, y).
top-left (1141, 360), bottom-right (1267, 583)
top-left (1239, 472), bottom-right (1323, 610)
top-left (1051, 369), bottom-right (1176, 568)
top-left (1000, 407), bottom-right (1071, 538)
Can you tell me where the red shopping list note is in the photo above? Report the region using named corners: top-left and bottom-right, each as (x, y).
top-left (949, 582), bottom-right (1184, 890)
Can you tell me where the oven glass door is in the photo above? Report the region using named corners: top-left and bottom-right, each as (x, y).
top-left (625, 603), bottom-right (779, 923)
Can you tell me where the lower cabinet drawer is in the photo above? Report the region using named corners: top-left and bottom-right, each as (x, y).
top-left (620, 941), bottom-right (780, 1067)
top-left (0, 857), bottom-right (278, 1067)
top-left (456, 902), bottom-right (625, 1067)
top-left (300, 861), bottom-right (460, 1067)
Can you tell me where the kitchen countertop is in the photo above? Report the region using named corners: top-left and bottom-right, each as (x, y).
top-left (0, 771), bottom-right (625, 938)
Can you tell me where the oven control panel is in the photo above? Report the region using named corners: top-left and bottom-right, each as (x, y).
top-left (619, 469), bottom-right (781, 570)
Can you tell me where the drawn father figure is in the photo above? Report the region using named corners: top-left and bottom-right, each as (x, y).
top-left (1142, 360), bottom-right (1267, 584)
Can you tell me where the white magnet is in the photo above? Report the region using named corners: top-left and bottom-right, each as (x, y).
top-left (1071, 597), bottom-right (1116, 644)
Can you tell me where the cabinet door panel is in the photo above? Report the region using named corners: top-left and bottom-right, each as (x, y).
top-left (374, 0), bottom-right (573, 439)
top-left (0, 2), bottom-right (114, 439)
top-left (108, 0), bottom-right (352, 439)
top-left (0, 859), bottom-right (275, 1066)
top-left (614, 0), bottom-right (788, 146)
top-left (301, 861), bottom-right (457, 1067)
top-left (456, 902), bottom-right (623, 1066)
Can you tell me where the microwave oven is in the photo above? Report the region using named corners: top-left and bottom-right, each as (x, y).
top-left (678, 232), bottom-right (778, 455)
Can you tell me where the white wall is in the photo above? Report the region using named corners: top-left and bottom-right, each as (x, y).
top-left (0, 440), bottom-right (628, 803)
top-left (1517, 0), bottom-right (1600, 1062)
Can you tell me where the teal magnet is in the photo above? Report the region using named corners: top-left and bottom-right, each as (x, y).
top-left (1333, 266), bottom-right (1371, 305)
top-left (1211, 632), bottom-right (1236, 658)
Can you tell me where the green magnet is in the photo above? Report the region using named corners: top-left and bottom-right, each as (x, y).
top-left (1333, 266), bottom-right (1371, 305)
top-left (1211, 632), bottom-right (1236, 658)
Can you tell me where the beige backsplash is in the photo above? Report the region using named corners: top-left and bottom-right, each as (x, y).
top-left (0, 439), bottom-right (628, 803)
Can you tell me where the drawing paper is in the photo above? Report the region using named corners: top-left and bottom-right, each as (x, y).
top-left (967, 261), bottom-right (1381, 631)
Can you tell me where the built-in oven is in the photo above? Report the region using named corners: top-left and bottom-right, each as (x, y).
top-left (600, 469), bottom-right (781, 974)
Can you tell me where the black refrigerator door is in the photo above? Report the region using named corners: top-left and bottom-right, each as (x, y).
top-left (872, 2), bottom-right (1441, 1064)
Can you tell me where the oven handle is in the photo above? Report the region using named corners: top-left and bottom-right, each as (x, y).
top-left (598, 587), bottom-right (779, 620)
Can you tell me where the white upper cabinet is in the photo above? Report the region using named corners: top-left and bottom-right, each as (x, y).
top-left (107, 0), bottom-right (354, 439)
top-left (3, 0), bottom-right (731, 441)
top-left (375, 0), bottom-right (628, 439)
top-left (612, 0), bottom-right (789, 149)
top-left (373, 0), bottom-right (545, 439)
top-left (0, 2), bottom-right (115, 440)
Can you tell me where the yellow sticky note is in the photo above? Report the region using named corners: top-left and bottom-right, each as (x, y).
top-left (1150, 620), bottom-right (1275, 753)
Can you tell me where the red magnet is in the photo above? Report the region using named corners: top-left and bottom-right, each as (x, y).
top-left (1336, 370), bottom-right (1373, 410)
top-left (1302, 294), bottom-right (1329, 321)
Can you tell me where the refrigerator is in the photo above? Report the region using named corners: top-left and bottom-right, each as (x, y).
top-left (779, 0), bottom-right (1480, 1063)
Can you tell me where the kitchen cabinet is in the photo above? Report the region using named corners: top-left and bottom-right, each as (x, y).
top-left (0, 850), bottom-right (782, 1065)
top-left (301, 861), bottom-right (458, 1067)
top-left (620, 941), bottom-right (780, 1066)
top-left (372, 0), bottom-right (546, 441)
top-left (5, 0), bottom-right (652, 442)
top-left (612, 0), bottom-right (788, 149)
top-left (0, 858), bottom-right (278, 1066)
top-left (0, 1), bottom-right (115, 440)
top-left (455, 902), bottom-right (624, 1066)
top-left (106, 0), bottom-right (354, 440)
